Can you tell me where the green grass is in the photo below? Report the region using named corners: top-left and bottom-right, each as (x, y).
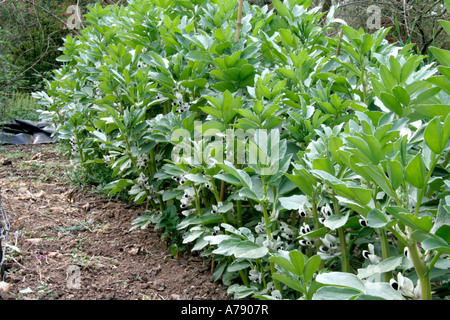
top-left (0, 91), bottom-right (42, 124)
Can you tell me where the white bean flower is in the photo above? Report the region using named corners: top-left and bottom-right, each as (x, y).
top-left (249, 269), bottom-right (262, 283)
top-left (390, 273), bottom-right (421, 299)
top-left (321, 203), bottom-right (333, 218)
top-left (298, 202), bottom-right (309, 218)
top-left (299, 222), bottom-right (311, 236)
top-left (263, 236), bottom-right (283, 251)
top-left (255, 221), bottom-right (266, 234)
top-left (362, 243), bottom-right (381, 264)
top-left (212, 226), bottom-right (220, 236)
top-left (271, 290), bottom-right (282, 300)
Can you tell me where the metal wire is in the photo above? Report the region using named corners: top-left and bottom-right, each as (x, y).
top-left (0, 186), bottom-right (10, 281)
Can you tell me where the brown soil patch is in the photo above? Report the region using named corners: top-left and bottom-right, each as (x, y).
top-left (0, 144), bottom-right (228, 300)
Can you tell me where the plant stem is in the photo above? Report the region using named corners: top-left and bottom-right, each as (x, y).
top-left (442, 150), bottom-right (450, 168)
top-left (262, 204), bottom-right (272, 240)
top-left (192, 184), bottom-right (202, 217)
top-left (220, 180), bottom-right (226, 202)
top-left (310, 193), bottom-right (325, 269)
top-left (379, 228), bottom-right (392, 282)
top-left (239, 269), bottom-right (249, 286)
top-left (333, 194), bottom-right (350, 273)
top-left (425, 252), bottom-right (442, 277)
top-left (236, 200), bottom-right (243, 226)
top-left (407, 243), bottom-right (431, 300)
top-left (414, 151), bottom-right (442, 217)
top-left (235, 0), bottom-right (244, 41)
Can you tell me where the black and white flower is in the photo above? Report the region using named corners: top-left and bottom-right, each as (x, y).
top-left (299, 222), bottom-right (311, 236)
top-left (390, 273), bottom-right (421, 299)
top-left (298, 202), bottom-right (309, 218)
top-left (249, 269), bottom-right (262, 283)
top-left (361, 243), bottom-right (381, 264)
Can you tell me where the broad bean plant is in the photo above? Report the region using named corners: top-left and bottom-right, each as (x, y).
top-left (34, 0), bottom-right (450, 300)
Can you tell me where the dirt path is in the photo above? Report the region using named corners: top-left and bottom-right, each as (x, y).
top-left (0, 144), bottom-right (228, 300)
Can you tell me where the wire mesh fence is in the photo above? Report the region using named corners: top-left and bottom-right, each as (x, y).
top-left (0, 187), bottom-right (10, 281)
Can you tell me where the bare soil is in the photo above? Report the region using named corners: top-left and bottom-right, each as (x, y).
top-left (0, 144), bottom-right (229, 300)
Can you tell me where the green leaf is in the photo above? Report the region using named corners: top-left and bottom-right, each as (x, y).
top-left (431, 200), bottom-right (450, 244)
top-left (272, 273), bottom-right (305, 293)
top-left (421, 237), bottom-right (450, 254)
top-left (185, 50), bottom-right (212, 63)
top-left (214, 173), bottom-right (241, 186)
top-left (297, 227), bottom-right (328, 239)
top-left (357, 256), bottom-right (403, 279)
top-left (386, 207), bottom-right (433, 233)
top-left (279, 194), bottom-right (308, 210)
top-left (285, 172), bottom-right (315, 197)
top-left (311, 170), bottom-right (355, 200)
top-left (270, 256), bottom-right (299, 276)
top-left (312, 158), bottom-right (335, 175)
top-left (279, 68), bottom-right (296, 80)
top-left (217, 161), bottom-right (252, 189)
top-left (273, 0), bottom-right (293, 21)
top-left (213, 259), bottom-right (227, 282)
top-left (424, 117), bottom-right (446, 154)
top-left (379, 65), bottom-right (397, 90)
top-left (411, 104), bottom-right (450, 119)
top-left (387, 158), bottom-right (403, 190)
top-left (428, 75), bottom-right (450, 95)
top-left (303, 255), bottom-right (321, 283)
top-left (315, 272), bottom-right (366, 292)
top-left (405, 153), bottom-right (427, 189)
top-left (364, 282), bottom-right (404, 300)
top-left (360, 34), bottom-right (373, 55)
top-left (430, 47), bottom-right (450, 66)
top-left (392, 86), bottom-right (410, 106)
top-left (227, 284), bottom-right (258, 299)
top-left (162, 189), bottom-right (183, 201)
top-left (227, 260), bottom-right (252, 272)
top-left (346, 136), bottom-right (375, 164)
top-left (367, 208), bottom-right (391, 228)
top-left (233, 241), bottom-right (269, 259)
top-left (379, 92), bottom-right (403, 116)
top-left (289, 250), bottom-right (305, 277)
top-left (324, 211), bottom-right (350, 230)
top-left (313, 286), bottom-right (362, 300)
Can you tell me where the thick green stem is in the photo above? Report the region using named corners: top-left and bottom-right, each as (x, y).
top-left (262, 204), bottom-right (272, 241)
top-left (211, 180), bottom-right (221, 203)
top-left (407, 243), bottom-right (431, 300)
top-left (414, 151), bottom-right (442, 217)
top-left (310, 193), bottom-right (324, 269)
top-left (425, 252), bottom-right (442, 277)
top-left (379, 229), bottom-right (392, 282)
top-left (236, 200), bottom-right (243, 227)
top-left (239, 269), bottom-right (249, 286)
top-left (337, 227), bottom-right (350, 272)
top-left (192, 184), bottom-right (202, 217)
top-left (442, 150), bottom-right (450, 168)
top-left (333, 195), bottom-right (350, 273)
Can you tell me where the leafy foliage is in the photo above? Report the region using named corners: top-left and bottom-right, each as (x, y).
top-left (35, 0), bottom-right (450, 300)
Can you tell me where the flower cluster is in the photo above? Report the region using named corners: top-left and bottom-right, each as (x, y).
top-left (390, 273), bottom-right (422, 299)
top-left (318, 234), bottom-right (339, 260)
top-left (319, 203), bottom-right (333, 224)
top-left (361, 243), bottom-right (381, 264)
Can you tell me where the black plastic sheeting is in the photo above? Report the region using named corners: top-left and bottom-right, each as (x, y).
top-left (0, 120), bottom-right (55, 145)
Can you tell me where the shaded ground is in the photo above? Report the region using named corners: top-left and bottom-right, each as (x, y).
top-left (0, 144), bottom-right (228, 300)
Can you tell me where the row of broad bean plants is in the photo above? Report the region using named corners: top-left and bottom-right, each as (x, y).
top-left (33, 0), bottom-right (450, 300)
